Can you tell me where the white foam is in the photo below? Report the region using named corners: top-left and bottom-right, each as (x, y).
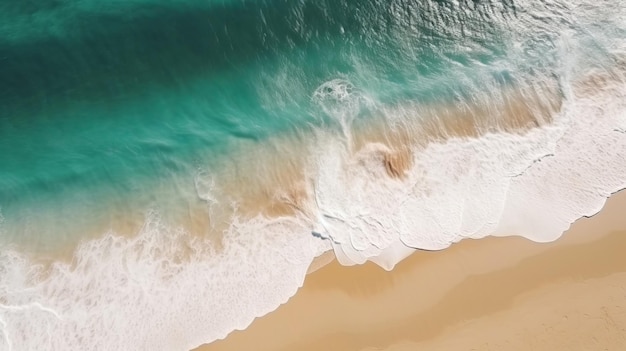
top-left (309, 59), bottom-right (625, 268)
top-left (319, 92), bottom-right (617, 262)
top-left (312, 78), bottom-right (374, 134)
top-left (0, 211), bottom-right (330, 351)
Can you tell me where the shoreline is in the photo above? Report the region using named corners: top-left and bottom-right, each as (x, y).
top-left (197, 189), bottom-right (626, 351)
top-left (3, 68), bottom-right (623, 349)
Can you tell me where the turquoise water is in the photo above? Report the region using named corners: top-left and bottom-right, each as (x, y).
top-left (0, 0), bottom-right (624, 350)
top-left (0, 0), bottom-right (533, 247)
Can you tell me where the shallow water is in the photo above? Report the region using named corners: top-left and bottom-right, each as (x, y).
top-left (0, 0), bottom-right (625, 350)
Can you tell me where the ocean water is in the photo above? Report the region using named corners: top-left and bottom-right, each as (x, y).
top-left (0, 0), bottom-right (625, 349)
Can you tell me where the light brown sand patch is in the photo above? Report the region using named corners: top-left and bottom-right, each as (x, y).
top-left (347, 82), bottom-right (560, 185)
top-left (574, 53), bottom-right (626, 98)
top-left (382, 148), bottom-right (411, 179)
top-left (211, 133), bottom-right (313, 220)
top-left (376, 272), bottom-right (626, 351)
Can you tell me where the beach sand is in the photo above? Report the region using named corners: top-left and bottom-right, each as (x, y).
top-left (196, 189), bottom-right (626, 351)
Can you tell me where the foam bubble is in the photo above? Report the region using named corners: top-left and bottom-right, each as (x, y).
top-left (312, 78), bottom-right (374, 134)
top-left (194, 170), bottom-right (218, 209)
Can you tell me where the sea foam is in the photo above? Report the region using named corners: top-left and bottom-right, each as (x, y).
top-left (0, 211), bottom-right (330, 350)
top-left (317, 73), bottom-right (625, 270)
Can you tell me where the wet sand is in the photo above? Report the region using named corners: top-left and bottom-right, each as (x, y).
top-left (196, 189), bottom-right (626, 351)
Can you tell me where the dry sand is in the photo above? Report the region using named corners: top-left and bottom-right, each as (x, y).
top-left (196, 190), bottom-right (626, 351)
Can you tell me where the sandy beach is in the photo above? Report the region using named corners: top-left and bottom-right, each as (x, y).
top-left (197, 189), bottom-right (626, 351)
